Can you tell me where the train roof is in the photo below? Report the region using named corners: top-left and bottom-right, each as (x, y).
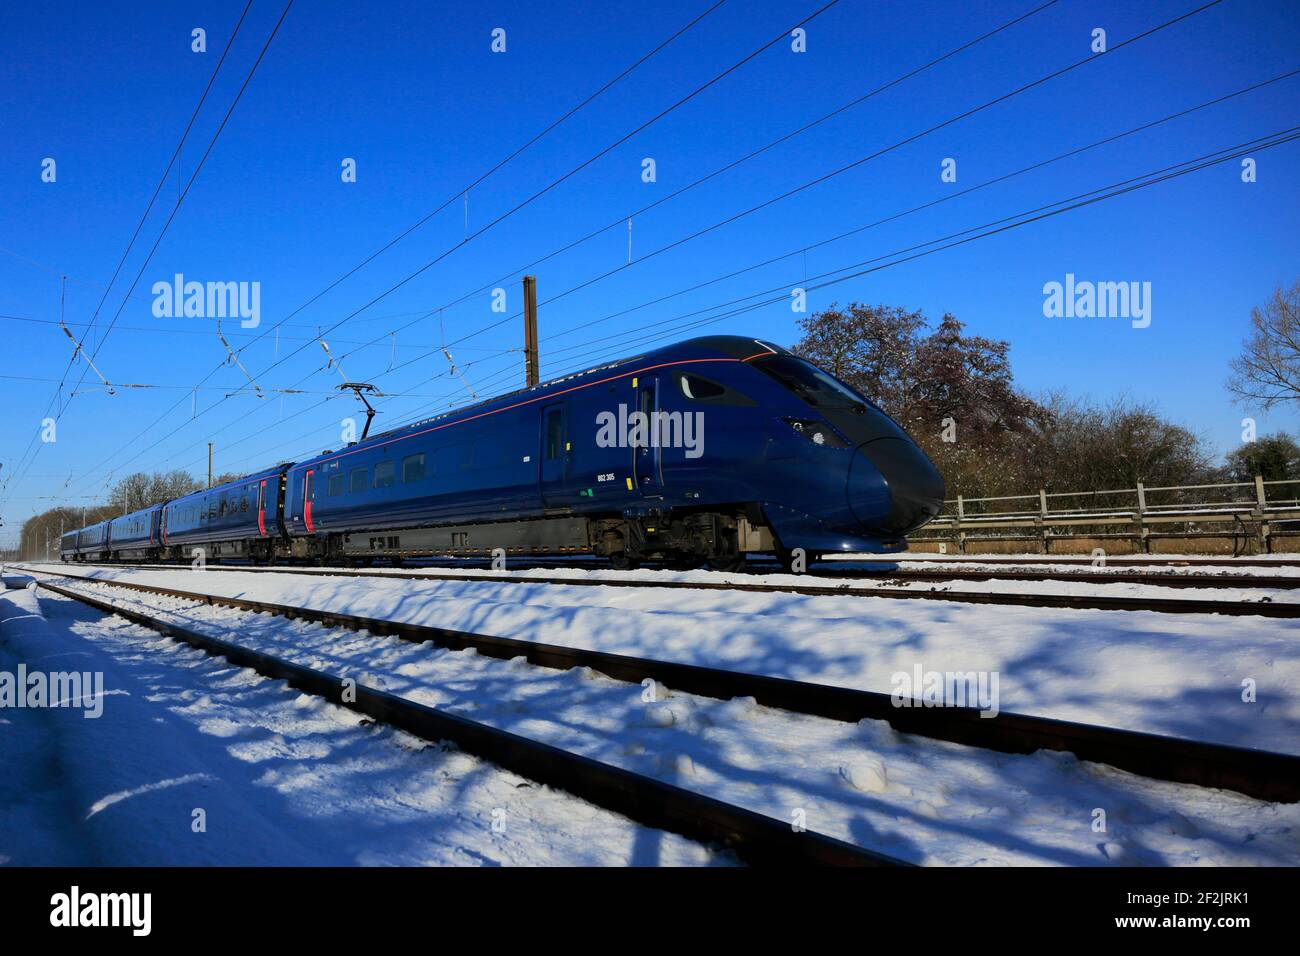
top-left (291, 335), bottom-right (791, 469)
top-left (163, 464), bottom-right (290, 507)
top-left (109, 503), bottom-right (162, 523)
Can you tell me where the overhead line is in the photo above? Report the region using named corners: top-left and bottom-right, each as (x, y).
top-left (0, 1), bottom-right (260, 508)
top-left (80, 1), bottom-right (256, 350)
top-left (380, 0), bottom-right (1231, 376)
top-left (71, 0), bottom-right (296, 386)
top-left (421, 0), bottom-right (1065, 320)
top-left (230, 0), bottom-right (732, 358)
top-left (312, 0), bottom-right (1067, 374)
top-left (237, 0), bottom-right (845, 385)
top-left (175, 125), bottom-right (1300, 481)
top-left (539, 65), bottom-right (1300, 349)
top-left (44, 0), bottom-right (1235, 499)
top-left (57, 0), bottom-right (737, 493)
top-left (234, 0), bottom-right (1080, 399)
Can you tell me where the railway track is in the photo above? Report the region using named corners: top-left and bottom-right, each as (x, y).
top-left (32, 576), bottom-right (897, 867)
top-left (856, 554), bottom-right (1300, 569)
top-left (23, 566), bottom-right (1300, 803)
top-left (34, 559), bottom-right (1300, 618)
top-left (801, 565), bottom-right (1300, 590)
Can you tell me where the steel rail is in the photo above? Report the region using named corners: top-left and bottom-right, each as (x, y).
top-left (37, 560), bottom-right (1300, 618)
top-left (26, 567), bottom-right (1300, 803)
top-left (858, 555), bottom-right (1300, 568)
top-left (812, 566), bottom-right (1300, 590)
top-left (51, 557), bottom-right (1300, 590)
top-left (35, 577), bottom-right (899, 867)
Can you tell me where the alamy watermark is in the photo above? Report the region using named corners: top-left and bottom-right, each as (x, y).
top-left (1, 664), bottom-right (106, 718)
top-left (152, 273), bottom-right (260, 328)
top-left (595, 404), bottom-right (704, 459)
top-left (1042, 273), bottom-right (1151, 328)
top-left (890, 663), bottom-right (1000, 717)
top-left (50, 886), bottom-right (151, 936)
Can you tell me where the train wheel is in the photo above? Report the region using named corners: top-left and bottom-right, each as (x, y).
top-left (608, 552), bottom-right (640, 571)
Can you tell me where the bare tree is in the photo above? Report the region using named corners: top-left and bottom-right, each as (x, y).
top-left (107, 471), bottom-right (203, 514)
top-left (1025, 395), bottom-right (1214, 496)
top-left (1227, 281), bottom-right (1300, 409)
top-left (792, 302), bottom-right (927, 414)
top-left (1223, 433), bottom-right (1300, 482)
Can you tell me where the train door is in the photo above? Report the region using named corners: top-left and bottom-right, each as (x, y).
top-left (256, 479), bottom-right (269, 538)
top-left (632, 375), bottom-right (662, 496)
top-left (539, 404), bottom-right (567, 508)
top-left (301, 468), bottom-right (317, 533)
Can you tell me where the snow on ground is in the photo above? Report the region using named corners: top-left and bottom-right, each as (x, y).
top-left (824, 575), bottom-right (1296, 602)
top-left (16, 577), bottom-right (1300, 866)
top-left (0, 584), bottom-right (718, 866)
top-left (22, 563), bottom-right (1300, 756)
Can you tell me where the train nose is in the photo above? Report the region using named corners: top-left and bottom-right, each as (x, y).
top-left (848, 438), bottom-right (946, 535)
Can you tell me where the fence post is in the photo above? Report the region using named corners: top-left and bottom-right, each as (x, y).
top-left (1038, 489), bottom-right (1049, 554)
top-left (1255, 475), bottom-right (1269, 553)
top-left (956, 496), bottom-right (967, 556)
top-left (956, 495), bottom-right (966, 554)
top-left (1135, 482), bottom-right (1149, 554)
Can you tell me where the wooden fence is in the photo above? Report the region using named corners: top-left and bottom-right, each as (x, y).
top-left (911, 476), bottom-right (1300, 555)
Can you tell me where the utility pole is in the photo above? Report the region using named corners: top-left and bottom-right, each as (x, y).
top-left (523, 274), bottom-right (539, 388)
top-left (208, 443), bottom-right (214, 489)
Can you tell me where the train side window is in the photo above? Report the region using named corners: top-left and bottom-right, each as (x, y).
top-left (240, 496), bottom-right (248, 512)
top-left (374, 460), bottom-right (396, 488)
top-left (328, 474), bottom-right (345, 497)
top-left (402, 454), bottom-right (425, 483)
top-left (679, 373), bottom-right (726, 400)
top-left (349, 468), bottom-right (369, 493)
top-left (544, 409), bottom-right (564, 460)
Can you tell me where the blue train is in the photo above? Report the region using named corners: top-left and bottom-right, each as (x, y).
top-left (60, 336), bottom-right (944, 570)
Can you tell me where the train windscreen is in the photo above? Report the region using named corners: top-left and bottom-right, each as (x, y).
top-left (752, 356), bottom-right (876, 413)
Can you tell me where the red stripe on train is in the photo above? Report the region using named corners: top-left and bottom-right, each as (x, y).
top-left (303, 470), bottom-right (315, 533)
top-left (258, 479), bottom-right (268, 537)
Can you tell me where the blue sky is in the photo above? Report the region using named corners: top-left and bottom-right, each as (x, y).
top-left (1, 0), bottom-right (1298, 544)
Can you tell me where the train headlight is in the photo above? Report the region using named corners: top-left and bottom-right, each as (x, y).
top-left (782, 417), bottom-right (849, 448)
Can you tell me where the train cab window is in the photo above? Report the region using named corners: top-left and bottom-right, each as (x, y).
top-left (374, 460), bottom-right (396, 488)
top-left (752, 355), bottom-right (873, 413)
top-left (349, 468), bottom-right (369, 493)
top-left (544, 409), bottom-right (564, 460)
top-left (679, 374), bottom-right (726, 400)
top-left (402, 454), bottom-right (425, 483)
top-left (327, 474), bottom-right (345, 497)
